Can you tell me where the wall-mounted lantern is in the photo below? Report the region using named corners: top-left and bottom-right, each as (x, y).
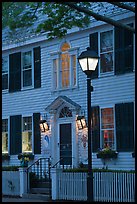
top-left (77, 116), bottom-right (87, 130)
top-left (39, 114), bottom-right (49, 132)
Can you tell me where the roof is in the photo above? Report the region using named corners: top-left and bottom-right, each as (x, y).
top-left (45, 96), bottom-right (81, 113)
top-left (2, 2), bottom-right (135, 47)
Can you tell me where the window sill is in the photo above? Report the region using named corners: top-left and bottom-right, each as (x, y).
top-left (52, 86), bottom-right (78, 93)
top-left (99, 71), bottom-right (114, 78)
top-left (21, 86), bottom-right (34, 91)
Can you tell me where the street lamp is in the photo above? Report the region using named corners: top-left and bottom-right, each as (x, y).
top-left (78, 47), bottom-right (99, 202)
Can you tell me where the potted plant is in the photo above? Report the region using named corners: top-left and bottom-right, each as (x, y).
top-left (18, 152), bottom-right (34, 167)
top-left (96, 147), bottom-right (118, 159)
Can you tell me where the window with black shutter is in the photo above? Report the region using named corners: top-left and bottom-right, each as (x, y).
top-left (90, 32), bottom-right (98, 79)
top-left (34, 47), bottom-right (41, 88)
top-left (10, 115), bottom-right (22, 155)
top-left (33, 113), bottom-right (41, 154)
top-left (115, 23), bottom-right (133, 75)
top-left (115, 102), bottom-right (134, 152)
top-left (91, 106), bottom-right (100, 152)
top-left (9, 52), bottom-right (21, 92)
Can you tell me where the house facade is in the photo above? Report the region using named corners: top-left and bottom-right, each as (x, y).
top-left (2, 3), bottom-right (135, 170)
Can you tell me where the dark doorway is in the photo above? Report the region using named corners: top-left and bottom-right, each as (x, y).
top-left (60, 123), bottom-right (72, 165)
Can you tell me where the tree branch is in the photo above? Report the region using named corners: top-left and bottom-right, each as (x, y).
top-left (108, 2), bottom-right (135, 13)
top-left (59, 2), bottom-right (135, 34)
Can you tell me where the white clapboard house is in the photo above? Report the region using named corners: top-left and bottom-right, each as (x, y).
top-left (2, 2), bottom-right (135, 170)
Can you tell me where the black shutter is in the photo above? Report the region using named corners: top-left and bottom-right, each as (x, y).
top-left (90, 32), bottom-right (98, 79)
top-left (34, 47), bottom-right (41, 88)
top-left (10, 115), bottom-right (22, 155)
top-left (115, 23), bottom-right (133, 75)
top-left (9, 52), bottom-right (21, 92)
top-left (91, 106), bottom-right (100, 152)
top-left (33, 113), bottom-right (41, 154)
top-left (115, 102), bottom-right (134, 152)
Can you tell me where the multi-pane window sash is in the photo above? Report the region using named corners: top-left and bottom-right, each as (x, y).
top-left (2, 119), bottom-right (8, 153)
top-left (2, 56), bottom-right (8, 90)
top-left (100, 30), bottom-right (113, 73)
top-left (101, 108), bottom-right (114, 149)
top-left (22, 116), bottom-right (32, 153)
top-left (52, 42), bottom-right (77, 90)
top-left (22, 51), bottom-right (32, 87)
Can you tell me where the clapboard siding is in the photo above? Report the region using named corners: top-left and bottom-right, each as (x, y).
top-left (2, 72), bottom-right (134, 116)
top-left (92, 153), bottom-right (135, 170)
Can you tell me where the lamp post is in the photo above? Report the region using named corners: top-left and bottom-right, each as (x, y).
top-left (78, 47), bottom-right (99, 202)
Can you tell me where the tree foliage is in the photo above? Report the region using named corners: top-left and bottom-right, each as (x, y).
top-left (2, 2), bottom-right (135, 40)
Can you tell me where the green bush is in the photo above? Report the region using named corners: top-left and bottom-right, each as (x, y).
top-left (2, 166), bottom-right (20, 171)
top-left (63, 168), bottom-right (135, 173)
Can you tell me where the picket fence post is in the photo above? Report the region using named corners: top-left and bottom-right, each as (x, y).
top-left (50, 168), bottom-right (63, 200)
top-left (19, 167), bottom-right (28, 197)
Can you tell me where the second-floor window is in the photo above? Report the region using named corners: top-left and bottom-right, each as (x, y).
top-left (52, 42), bottom-right (77, 90)
top-left (2, 56), bottom-right (8, 90)
top-left (5, 46), bottom-right (41, 93)
top-left (22, 51), bottom-right (32, 87)
top-left (100, 30), bottom-right (113, 73)
top-left (22, 116), bottom-right (32, 153)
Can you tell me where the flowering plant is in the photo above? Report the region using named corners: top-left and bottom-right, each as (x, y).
top-left (97, 147), bottom-right (118, 159)
top-left (18, 153), bottom-right (34, 167)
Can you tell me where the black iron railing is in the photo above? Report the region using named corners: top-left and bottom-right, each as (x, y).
top-left (26, 158), bottom-right (51, 193)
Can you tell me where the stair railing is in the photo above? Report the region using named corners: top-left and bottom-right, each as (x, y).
top-left (26, 158), bottom-right (51, 193)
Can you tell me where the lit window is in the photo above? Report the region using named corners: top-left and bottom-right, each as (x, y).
top-left (2, 56), bottom-right (8, 90)
top-left (22, 117), bottom-right (32, 152)
top-left (2, 119), bottom-right (8, 153)
top-left (22, 51), bottom-right (32, 87)
top-left (52, 42), bottom-right (77, 90)
top-left (100, 30), bottom-right (113, 73)
top-left (101, 108), bottom-right (114, 149)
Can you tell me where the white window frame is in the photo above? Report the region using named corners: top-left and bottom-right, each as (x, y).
top-left (98, 28), bottom-right (114, 78)
top-left (100, 106), bottom-right (116, 150)
top-left (21, 49), bottom-right (34, 90)
top-left (50, 43), bottom-right (79, 91)
top-left (22, 115), bottom-right (33, 153)
top-left (2, 55), bottom-right (9, 93)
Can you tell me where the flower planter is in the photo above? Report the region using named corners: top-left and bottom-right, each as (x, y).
top-left (18, 153), bottom-right (34, 160)
top-left (18, 153), bottom-right (34, 167)
top-left (97, 152), bottom-right (118, 159)
top-left (20, 160), bottom-right (29, 167)
top-left (2, 154), bottom-right (10, 161)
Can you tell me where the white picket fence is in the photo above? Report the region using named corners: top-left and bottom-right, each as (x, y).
top-left (57, 171), bottom-right (135, 202)
top-left (2, 171), bottom-right (20, 196)
top-left (2, 168), bottom-right (28, 197)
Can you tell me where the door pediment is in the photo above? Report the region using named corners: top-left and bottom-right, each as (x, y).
top-left (45, 95), bottom-right (81, 113)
